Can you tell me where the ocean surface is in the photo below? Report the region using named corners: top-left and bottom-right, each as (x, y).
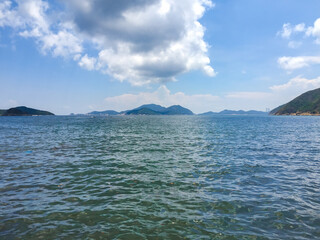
top-left (0, 115), bottom-right (319, 239)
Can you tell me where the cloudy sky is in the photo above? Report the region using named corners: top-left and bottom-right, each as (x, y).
top-left (1, 0), bottom-right (320, 114)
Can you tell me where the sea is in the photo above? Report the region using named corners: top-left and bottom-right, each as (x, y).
top-left (0, 115), bottom-right (319, 239)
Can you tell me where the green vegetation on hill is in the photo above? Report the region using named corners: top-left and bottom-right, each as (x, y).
top-left (0, 110), bottom-right (6, 115)
top-left (126, 108), bottom-right (162, 115)
top-left (127, 105), bottom-right (193, 115)
top-left (133, 104), bottom-right (167, 112)
top-left (270, 88), bottom-right (320, 115)
top-left (161, 105), bottom-right (193, 115)
top-left (2, 106), bottom-right (54, 116)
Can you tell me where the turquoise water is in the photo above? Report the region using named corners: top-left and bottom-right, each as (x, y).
top-left (0, 115), bottom-right (320, 239)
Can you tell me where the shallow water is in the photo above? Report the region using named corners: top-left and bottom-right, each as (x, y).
top-left (0, 115), bottom-right (319, 239)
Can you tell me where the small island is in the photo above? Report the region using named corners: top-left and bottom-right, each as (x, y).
top-left (270, 88), bottom-right (320, 116)
top-left (200, 110), bottom-right (267, 116)
top-left (1, 106), bottom-right (54, 116)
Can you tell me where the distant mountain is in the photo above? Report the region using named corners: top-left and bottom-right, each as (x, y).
top-left (2, 106), bottom-right (54, 116)
top-left (199, 110), bottom-right (267, 115)
top-left (0, 110), bottom-right (6, 115)
top-left (126, 108), bottom-right (162, 115)
top-left (87, 104), bottom-right (194, 116)
top-left (88, 110), bottom-right (119, 116)
top-left (270, 88), bottom-right (320, 115)
top-left (161, 105), bottom-right (194, 115)
top-left (127, 104), bottom-right (193, 115)
top-left (199, 111), bottom-right (219, 116)
top-left (133, 104), bottom-right (167, 112)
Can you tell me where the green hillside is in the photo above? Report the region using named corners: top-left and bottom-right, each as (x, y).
top-left (270, 88), bottom-right (320, 115)
top-left (126, 105), bottom-right (193, 115)
top-left (2, 106), bottom-right (54, 116)
top-left (161, 105), bottom-right (194, 115)
top-left (126, 108), bottom-right (162, 115)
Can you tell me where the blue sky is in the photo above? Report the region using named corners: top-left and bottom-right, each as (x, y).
top-left (1, 0), bottom-right (320, 114)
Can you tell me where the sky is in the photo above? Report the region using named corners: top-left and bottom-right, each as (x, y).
top-left (1, 0), bottom-right (320, 115)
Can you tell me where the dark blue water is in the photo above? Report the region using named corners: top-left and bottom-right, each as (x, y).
top-left (0, 115), bottom-right (319, 239)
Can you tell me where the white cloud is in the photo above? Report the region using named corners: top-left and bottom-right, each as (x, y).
top-left (270, 75), bottom-right (320, 92)
top-left (78, 54), bottom-right (96, 71)
top-left (294, 23), bottom-right (306, 32)
top-left (0, 0), bottom-right (83, 59)
top-left (278, 56), bottom-right (320, 70)
top-left (279, 23), bottom-right (292, 39)
top-left (76, 0), bottom-right (216, 85)
top-left (223, 76), bottom-right (320, 110)
top-left (40, 30), bottom-right (82, 57)
top-left (0, 0), bottom-right (216, 85)
top-left (306, 18), bottom-right (320, 44)
top-left (277, 18), bottom-right (320, 71)
top-left (263, 75), bottom-right (320, 108)
top-left (0, 1), bottom-right (21, 27)
top-left (278, 23), bottom-right (305, 39)
top-left (278, 23), bottom-right (305, 49)
top-left (279, 18), bottom-right (320, 45)
top-left (18, 0), bottom-right (49, 30)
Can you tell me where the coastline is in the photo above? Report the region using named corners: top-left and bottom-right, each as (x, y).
top-left (274, 112), bottom-right (320, 116)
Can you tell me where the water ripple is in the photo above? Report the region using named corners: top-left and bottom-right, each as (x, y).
top-left (0, 115), bottom-right (320, 239)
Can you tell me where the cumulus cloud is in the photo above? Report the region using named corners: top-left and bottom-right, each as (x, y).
top-left (78, 54), bottom-right (96, 71)
top-left (258, 75), bottom-right (320, 108)
top-left (278, 18), bottom-right (320, 71)
top-left (306, 18), bottom-right (320, 44)
top-left (0, 0), bottom-right (83, 58)
top-left (0, 1), bottom-right (21, 27)
top-left (219, 76), bottom-right (320, 110)
top-left (279, 23), bottom-right (292, 39)
top-left (279, 18), bottom-right (320, 44)
top-left (270, 75), bottom-right (320, 92)
top-left (278, 56), bottom-right (320, 70)
top-left (278, 23), bottom-right (305, 39)
top-left (69, 0), bottom-right (216, 85)
top-left (0, 0), bottom-right (216, 85)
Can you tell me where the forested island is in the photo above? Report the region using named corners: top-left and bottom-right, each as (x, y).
top-left (0, 106), bottom-right (54, 116)
top-left (270, 88), bottom-right (320, 115)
